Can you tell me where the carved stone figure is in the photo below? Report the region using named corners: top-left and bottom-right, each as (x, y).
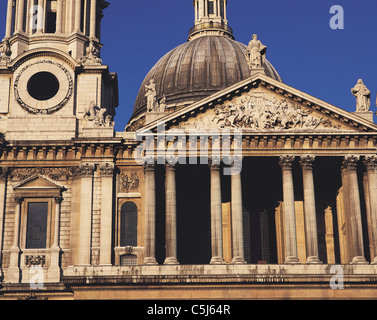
top-left (80, 37), bottom-right (102, 65)
top-left (245, 34), bottom-right (267, 69)
top-left (209, 93), bottom-right (341, 131)
top-left (145, 80), bottom-right (157, 112)
top-left (0, 38), bottom-right (11, 64)
top-left (83, 101), bottom-right (113, 127)
top-left (158, 95), bottom-right (167, 113)
top-left (351, 79), bottom-right (371, 112)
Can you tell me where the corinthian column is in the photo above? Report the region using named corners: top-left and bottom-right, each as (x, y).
top-left (209, 157), bottom-right (225, 265)
top-left (279, 155), bottom-right (300, 264)
top-left (56, 0), bottom-right (64, 33)
top-left (74, 0), bottom-right (82, 33)
top-left (164, 162), bottom-right (179, 265)
top-left (342, 156), bottom-right (368, 264)
top-left (299, 156), bottom-right (322, 264)
top-left (78, 163), bottom-right (95, 265)
top-left (143, 160), bottom-right (158, 265)
top-left (364, 156), bottom-right (377, 264)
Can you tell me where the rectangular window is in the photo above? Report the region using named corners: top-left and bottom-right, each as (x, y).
top-left (26, 202), bottom-right (48, 249)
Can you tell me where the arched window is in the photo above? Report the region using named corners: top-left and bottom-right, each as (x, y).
top-left (120, 202), bottom-right (138, 247)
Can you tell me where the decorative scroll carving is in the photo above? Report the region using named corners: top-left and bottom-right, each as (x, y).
top-left (9, 167), bottom-right (73, 181)
top-left (124, 246), bottom-right (134, 255)
top-left (25, 255), bottom-right (46, 267)
top-left (119, 172), bottom-right (140, 192)
top-left (212, 94), bottom-right (341, 131)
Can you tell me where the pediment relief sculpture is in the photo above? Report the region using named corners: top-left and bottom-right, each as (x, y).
top-left (174, 91), bottom-right (349, 132)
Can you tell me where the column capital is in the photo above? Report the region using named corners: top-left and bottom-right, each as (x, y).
top-left (209, 155), bottom-right (222, 169)
top-left (54, 196), bottom-right (63, 204)
top-left (364, 155), bottom-right (377, 170)
top-left (0, 167), bottom-right (8, 181)
top-left (99, 162), bottom-right (115, 177)
top-left (78, 163), bottom-right (95, 177)
top-left (14, 196), bottom-right (23, 204)
top-left (165, 155), bottom-right (178, 169)
top-left (299, 155), bottom-right (316, 170)
top-left (279, 155), bottom-right (296, 169)
top-left (342, 155), bottom-right (360, 170)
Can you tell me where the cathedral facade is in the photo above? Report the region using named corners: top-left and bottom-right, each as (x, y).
top-left (0, 0), bottom-right (377, 300)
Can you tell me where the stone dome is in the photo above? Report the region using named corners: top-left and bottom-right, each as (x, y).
top-left (130, 35), bottom-right (282, 121)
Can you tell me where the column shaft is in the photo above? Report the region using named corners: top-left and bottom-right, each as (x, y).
top-left (90, 0), bottom-right (97, 38)
top-left (36, 0), bottom-right (44, 33)
top-left (231, 172), bottom-right (246, 264)
top-left (74, 0), bottom-right (82, 32)
top-left (210, 163), bottom-right (225, 264)
top-left (280, 156), bottom-right (300, 264)
top-left (300, 156), bottom-right (321, 264)
top-left (56, 0), bottom-right (64, 33)
top-left (15, 0), bottom-right (25, 33)
top-left (343, 156), bottom-right (368, 264)
top-left (8, 197), bottom-right (22, 283)
top-left (164, 164), bottom-right (179, 265)
top-left (99, 163), bottom-right (114, 265)
top-left (5, 0), bottom-right (14, 37)
top-left (143, 163), bottom-right (158, 265)
top-left (365, 157), bottom-right (377, 264)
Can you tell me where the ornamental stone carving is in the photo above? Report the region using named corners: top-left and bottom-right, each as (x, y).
top-left (0, 38), bottom-right (11, 64)
top-left (25, 255), bottom-right (46, 267)
top-left (13, 60), bottom-right (73, 115)
top-left (351, 79), bottom-right (371, 112)
top-left (212, 93), bottom-right (340, 131)
top-left (119, 173), bottom-right (140, 193)
top-left (83, 101), bottom-right (114, 128)
top-left (79, 37), bottom-right (102, 65)
top-left (9, 167), bottom-right (73, 181)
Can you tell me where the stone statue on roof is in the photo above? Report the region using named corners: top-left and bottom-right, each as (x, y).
top-left (245, 34), bottom-right (267, 70)
top-left (351, 79), bottom-right (371, 112)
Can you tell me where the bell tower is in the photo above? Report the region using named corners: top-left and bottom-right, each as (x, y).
top-left (189, 0), bottom-right (233, 40)
top-left (0, 0), bottom-right (119, 141)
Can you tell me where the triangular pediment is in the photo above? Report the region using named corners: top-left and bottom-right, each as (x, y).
top-left (140, 73), bottom-right (377, 134)
top-left (13, 174), bottom-right (64, 191)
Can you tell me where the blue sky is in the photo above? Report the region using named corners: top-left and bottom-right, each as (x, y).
top-left (1, 0), bottom-right (377, 132)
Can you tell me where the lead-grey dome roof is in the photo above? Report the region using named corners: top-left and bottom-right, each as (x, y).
top-left (131, 35), bottom-right (282, 121)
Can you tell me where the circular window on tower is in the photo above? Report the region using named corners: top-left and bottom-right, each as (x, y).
top-left (14, 59), bottom-right (74, 115)
top-left (27, 72), bottom-right (60, 101)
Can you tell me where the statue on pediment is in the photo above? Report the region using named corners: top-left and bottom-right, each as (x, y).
top-left (245, 34), bottom-right (267, 69)
top-left (351, 79), bottom-right (371, 112)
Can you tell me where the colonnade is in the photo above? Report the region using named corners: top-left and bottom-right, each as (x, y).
top-left (143, 155), bottom-right (377, 266)
top-left (5, 0), bottom-right (98, 36)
